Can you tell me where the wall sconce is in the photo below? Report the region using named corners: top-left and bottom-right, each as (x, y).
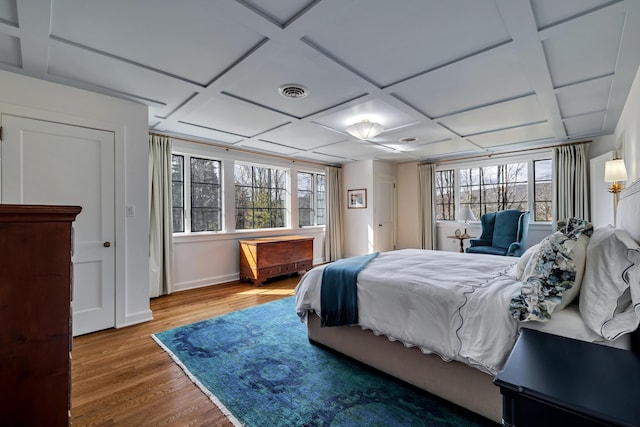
top-left (604, 158), bottom-right (628, 225)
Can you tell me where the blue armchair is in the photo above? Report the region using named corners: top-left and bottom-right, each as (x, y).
top-left (465, 210), bottom-right (530, 257)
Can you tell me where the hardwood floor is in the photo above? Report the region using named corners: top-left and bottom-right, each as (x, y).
top-left (71, 276), bottom-right (299, 426)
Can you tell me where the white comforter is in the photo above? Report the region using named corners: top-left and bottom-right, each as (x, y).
top-left (295, 249), bottom-right (522, 375)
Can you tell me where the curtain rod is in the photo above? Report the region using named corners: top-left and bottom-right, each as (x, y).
top-left (149, 131), bottom-right (341, 169)
top-left (420, 139), bottom-right (592, 166)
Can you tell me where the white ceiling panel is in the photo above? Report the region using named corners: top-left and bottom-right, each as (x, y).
top-left (238, 138), bottom-right (301, 156)
top-left (240, 0), bottom-right (317, 26)
top-left (398, 138), bottom-right (481, 159)
top-left (439, 95), bottom-right (547, 137)
top-left (372, 122), bottom-right (458, 146)
top-left (255, 123), bottom-right (347, 151)
top-left (543, 11), bottom-right (625, 88)
top-left (531, 0), bottom-right (612, 29)
top-left (182, 95), bottom-right (290, 137)
top-left (0, 32), bottom-right (20, 67)
top-left (162, 123), bottom-right (243, 145)
top-left (391, 44), bottom-right (533, 118)
top-left (0, 0), bottom-right (18, 27)
top-left (313, 140), bottom-right (393, 160)
top-left (48, 43), bottom-right (192, 119)
top-left (556, 78), bottom-right (612, 118)
top-left (468, 122), bottom-right (554, 148)
top-left (223, 41), bottom-right (367, 118)
top-left (293, 150), bottom-right (351, 163)
top-left (303, 0), bottom-right (511, 87)
top-left (312, 98), bottom-right (418, 137)
top-left (564, 112), bottom-right (606, 136)
top-left (2, 1), bottom-right (639, 164)
top-left (50, 0), bottom-right (266, 85)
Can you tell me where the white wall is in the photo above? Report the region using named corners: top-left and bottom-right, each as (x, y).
top-left (396, 162), bottom-right (421, 249)
top-left (615, 66), bottom-right (640, 183)
top-left (342, 160), bottom-right (374, 257)
top-left (0, 70), bottom-right (151, 328)
top-left (171, 138), bottom-right (326, 291)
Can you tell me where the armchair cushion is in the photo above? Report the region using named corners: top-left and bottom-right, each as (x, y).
top-left (466, 210), bottom-right (530, 257)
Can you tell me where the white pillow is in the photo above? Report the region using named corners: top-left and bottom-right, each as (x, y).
top-left (556, 233), bottom-right (589, 310)
top-left (579, 226), bottom-right (640, 340)
top-left (511, 243), bottom-right (539, 280)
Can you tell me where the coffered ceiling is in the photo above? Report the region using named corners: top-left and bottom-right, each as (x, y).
top-left (1, 0), bottom-right (639, 164)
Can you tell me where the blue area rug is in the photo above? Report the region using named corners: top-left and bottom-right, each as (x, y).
top-left (152, 297), bottom-right (496, 426)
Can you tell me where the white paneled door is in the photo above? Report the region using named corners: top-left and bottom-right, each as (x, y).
top-left (1, 115), bottom-right (115, 336)
top-left (375, 175), bottom-right (396, 252)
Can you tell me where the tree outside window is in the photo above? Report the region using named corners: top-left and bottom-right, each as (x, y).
top-left (235, 164), bottom-right (287, 230)
top-left (460, 163), bottom-right (528, 219)
top-left (171, 155), bottom-right (184, 232)
top-left (534, 159), bottom-right (552, 221)
top-left (436, 169), bottom-right (455, 220)
top-left (171, 154), bottom-right (222, 233)
top-left (297, 172), bottom-right (326, 227)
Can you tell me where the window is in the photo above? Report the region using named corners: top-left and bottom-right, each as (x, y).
top-left (297, 172), bottom-right (326, 227)
top-left (190, 157), bottom-right (222, 232)
top-left (316, 174), bottom-right (326, 226)
top-left (435, 170), bottom-right (455, 221)
top-left (459, 163), bottom-right (528, 219)
top-left (534, 159), bottom-right (552, 221)
top-left (171, 155), bottom-right (185, 232)
top-left (235, 164), bottom-right (287, 229)
top-left (436, 158), bottom-right (552, 222)
top-left (171, 154), bottom-right (222, 233)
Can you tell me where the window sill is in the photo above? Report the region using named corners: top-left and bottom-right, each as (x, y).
top-left (173, 226), bottom-right (324, 244)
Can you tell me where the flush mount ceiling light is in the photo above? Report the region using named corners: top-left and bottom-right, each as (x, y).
top-left (398, 137), bottom-right (419, 143)
top-left (345, 119), bottom-right (384, 140)
top-left (278, 84), bottom-right (309, 99)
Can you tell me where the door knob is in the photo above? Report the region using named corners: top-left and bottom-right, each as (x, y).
top-left (103, 242), bottom-right (111, 248)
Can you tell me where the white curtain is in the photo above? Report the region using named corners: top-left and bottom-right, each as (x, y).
top-left (148, 134), bottom-right (174, 297)
top-left (553, 143), bottom-right (590, 224)
top-left (324, 166), bottom-right (344, 262)
top-left (418, 163), bottom-right (437, 250)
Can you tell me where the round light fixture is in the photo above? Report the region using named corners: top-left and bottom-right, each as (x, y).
top-left (345, 119), bottom-right (384, 140)
top-left (398, 137), bottom-right (419, 143)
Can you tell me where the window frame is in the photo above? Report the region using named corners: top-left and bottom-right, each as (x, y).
top-left (172, 152), bottom-right (223, 234)
top-left (435, 152), bottom-right (552, 224)
top-left (297, 170), bottom-right (326, 227)
top-left (234, 161), bottom-right (289, 231)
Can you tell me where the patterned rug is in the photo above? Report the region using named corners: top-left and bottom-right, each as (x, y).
top-left (152, 297), bottom-right (496, 426)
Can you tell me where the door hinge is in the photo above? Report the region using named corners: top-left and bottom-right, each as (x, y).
top-left (0, 126), bottom-right (3, 141)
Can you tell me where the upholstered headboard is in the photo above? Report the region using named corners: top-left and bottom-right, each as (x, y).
top-left (616, 179), bottom-right (640, 352)
top-left (617, 179), bottom-right (640, 243)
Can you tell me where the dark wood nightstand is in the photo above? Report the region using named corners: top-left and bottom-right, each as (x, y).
top-left (495, 328), bottom-right (640, 427)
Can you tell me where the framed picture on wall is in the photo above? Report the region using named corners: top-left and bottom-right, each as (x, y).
top-left (347, 188), bottom-right (367, 209)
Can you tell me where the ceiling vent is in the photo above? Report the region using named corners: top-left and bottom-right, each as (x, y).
top-left (398, 137), bottom-right (419, 143)
top-left (278, 84), bottom-right (309, 99)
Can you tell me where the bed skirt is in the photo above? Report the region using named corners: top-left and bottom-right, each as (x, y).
top-left (306, 313), bottom-right (502, 423)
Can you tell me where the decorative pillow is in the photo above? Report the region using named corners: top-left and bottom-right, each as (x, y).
top-left (579, 225), bottom-right (640, 340)
top-left (510, 218), bottom-right (593, 322)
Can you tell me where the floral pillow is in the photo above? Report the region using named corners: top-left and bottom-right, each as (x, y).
top-left (510, 218), bottom-right (593, 322)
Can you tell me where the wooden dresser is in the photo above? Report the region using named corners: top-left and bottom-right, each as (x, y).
top-left (0, 204), bottom-right (82, 426)
top-left (239, 235), bottom-right (313, 285)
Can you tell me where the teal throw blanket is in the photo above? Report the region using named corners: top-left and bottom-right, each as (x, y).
top-left (320, 252), bottom-right (379, 327)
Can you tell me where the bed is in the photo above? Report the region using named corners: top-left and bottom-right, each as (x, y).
top-left (295, 179), bottom-right (640, 423)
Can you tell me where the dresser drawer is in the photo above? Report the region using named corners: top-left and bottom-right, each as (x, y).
top-left (296, 260), bottom-right (312, 271)
top-left (258, 266), bottom-right (282, 277)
